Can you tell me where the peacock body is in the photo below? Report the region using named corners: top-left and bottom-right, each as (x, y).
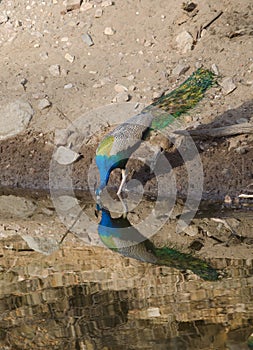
top-left (95, 68), bottom-right (216, 196)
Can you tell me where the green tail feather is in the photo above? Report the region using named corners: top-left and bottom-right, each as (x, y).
top-left (143, 68), bottom-right (216, 131)
top-left (152, 245), bottom-right (219, 281)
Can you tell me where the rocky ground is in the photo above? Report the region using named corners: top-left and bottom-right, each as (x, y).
top-left (0, 1), bottom-right (253, 349)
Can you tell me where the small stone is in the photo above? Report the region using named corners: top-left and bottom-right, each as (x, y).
top-left (104, 27), bottom-right (115, 36)
top-left (114, 84), bottom-right (128, 93)
top-left (101, 0), bottom-right (113, 6)
top-left (0, 100), bottom-right (34, 140)
top-left (65, 53), bottom-right (75, 63)
top-left (61, 37), bottom-right (69, 42)
top-left (220, 77), bottom-right (237, 95)
top-left (94, 8), bottom-right (103, 18)
top-left (38, 98), bottom-right (51, 110)
top-left (80, 2), bottom-right (93, 11)
top-left (127, 74), bottom-right (135, 81)
top-left (129, 85), bottom-right (136, 91)
top-left (153, 91), bottom-right (163, 99)
top-left (224, 195), bottom-right (232, 204)
top-left (236, 118), bottom-right (248, 124)
top-left (81, 33), bottom-right (94, 46)
top-left (176, 30), bottom-right (193, 53)
top-left (0, 195), bottom-right (36, 218)
top-left (211, 63), bottom-right (219, 75)
top-left (54, 146), bottom-right (80, 165)
top-left (54, 129), bottom-right (71, 146)
top-left (172, 63), bottom-right (190, 76)
top-left (64, 83), bottom-right (73, 89)
top-left (183, 225), bottom-right (198, 236)
top-left (113, 92), bottom-right (130, 103)
top-left (66, 0), bottom-right (81, 11)
top-left (182, 2), bottom-right (197, 12)
top-left (0, 12), bottom-right (9, 24)
top-left (40, 51), bottom-right (49, 60)
top-left (49, 64), bottom-right (60, 76)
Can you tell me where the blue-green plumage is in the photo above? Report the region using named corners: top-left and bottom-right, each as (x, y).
top-left (95, 68), bottom-right (216, 195)
top-left (97, 205), bottom-right (220, 281)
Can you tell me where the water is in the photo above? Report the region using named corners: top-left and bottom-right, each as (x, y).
top-left (0, 190), bottom-right (252, 349)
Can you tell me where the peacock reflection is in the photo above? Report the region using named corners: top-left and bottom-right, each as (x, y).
top-left (96, 199), bottom-right (220, 282)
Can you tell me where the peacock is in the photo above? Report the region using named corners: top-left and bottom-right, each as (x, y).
top-left (96, 204), bottom-right (220, 281)
top-left (95, 68), bottom-right (216, 197)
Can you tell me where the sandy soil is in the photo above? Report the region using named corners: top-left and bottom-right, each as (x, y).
top-left (0, 0), bottom-right (252, 255)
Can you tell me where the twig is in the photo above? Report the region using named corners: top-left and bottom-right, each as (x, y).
top-left (174, 123), bottom-right (253, 138)
top-left (202, 10), bottom-right (223, 30)
top-left (196, 10), bottom-right (223, 40)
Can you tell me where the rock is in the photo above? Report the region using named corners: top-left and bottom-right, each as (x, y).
top-left (21, 236), bottom-right (59, 255)
top-left (40, 51), bottom-right (49, 60)
top-left (183, 225), bottom-right (198, 236)
top-left (65, 53), bottom-right (75, 63)
top-left (172, 63), bottom-right (190, 76)
top-left (0, 195), bottom-right (36, 218)
top-left (81, 33), bottom-right (94, 46)
top-left (104, 27), bottom-right (115, 36)
top-left (152, 91), bottom-right (163, 99)
top-left (94, 8), bottom-right (103, 18)
top-left (113, 92), bottom-right (130, 103)
top-left (114, 83), bottom-right (128, 93)
top-left (0, 12), bottom-right (9, 24)
top-left (127, 74), bottom-right (135, 81)
top-left (176, 30), bottom-right (193, 53)
top-left (64, 83), bottom-right (73, 89)
top-left (0, 100), bottom-right (34, 140)
top-left (38, 98), bottom-right (51, 110)
top-left (49, 64), bottom-right (60, 76)
top-left (54, 129), bottom-right (71, 146)
top-left (220, 77), bottom-right (237, 95)
top-left (182, 2), bottom-right (197, 12)
top-left (236, 118), bottom-right (248, 124)
top-left (54, 146), bottom-right (80, 165)
top-left (101, 0), bottom-right (113, 6)
top-left (66, 0), bottom-right (81, 11)
top-left (211, 63), bottom-right (219, 75)
top-left (80, 2), bottom-right (93, 11)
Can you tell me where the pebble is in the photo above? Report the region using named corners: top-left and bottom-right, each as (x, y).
top-left (211, 63), bottom-right (219, 75)
top-left (113, 92), bottom-right (130, 103)
top-left (80, 2), bottom-right (93, 11)
top-left (220, 77), bottom-right (237, 95)
top-left (94, 8), bottom-right (103, 18)
top-left (0, 12), bottom-right (9, 24)
top-left (65, 53), bottom-right (75, 63)
top-left (0, 100), bottom-right (34, 140)
top-left (152, 91), bottom-right (163, 99)
top-left (114, 83), bottom-right (128, 93)
top-left (81, 33), bottom-right (94, 46)
top-left (101, 0), bottom-right (113, 6)
top-left (104, 27), bottom-right (115, 36)
top-left (54, 146), bottom-right (80, 165)
top-left (66, 0), bottom-right (81, 11)
top-left (236, 117), bottom-right (248, 124)
top-left (54, 129), bottom-right (71, 146)
top-left (183, 225), bottom-right (199, 236)
top-left (64, 83), bottom-right (73, 89)
top-left (182, 2), bottom-right (197, 12)
top-left (0, 195), bottom-right (36, 218)
top-left (176, 30), bottom-right (193, 53)
top-left (49, 64), bottom-right (60, 76)
top-left (172, 63), bottom-right (190, 76)
top-left (127, 74), bottom-right (135, 81)
top-left (40, 51), bottom-right (49, 60)
top-left (38, 98), bottom-right (51, 110)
